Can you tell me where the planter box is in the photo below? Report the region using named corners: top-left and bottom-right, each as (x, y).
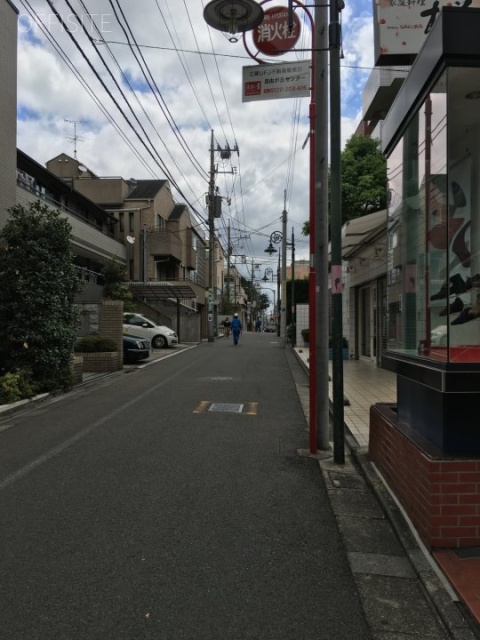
top-left (78, 351), bottom-right (122, 373)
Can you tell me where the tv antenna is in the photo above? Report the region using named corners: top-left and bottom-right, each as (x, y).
top-left (64, 119), bottom-right (87, 159)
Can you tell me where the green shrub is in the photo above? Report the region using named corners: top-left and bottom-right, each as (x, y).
top-left (75, 335), bottom-right (117, 353)
top-left (0, 369), bottom-right (34, 404)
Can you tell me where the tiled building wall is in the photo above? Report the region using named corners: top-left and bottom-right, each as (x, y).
top-left (370, 404), bottom-right (480, 549)
top-left (296, 303), bottom-right (309, 345)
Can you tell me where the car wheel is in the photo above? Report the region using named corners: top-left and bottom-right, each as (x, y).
top-left (152, 335), bottom-right (167, 349)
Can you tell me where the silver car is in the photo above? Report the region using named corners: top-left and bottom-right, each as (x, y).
top-left (123, 313), bottom-right (178, 349)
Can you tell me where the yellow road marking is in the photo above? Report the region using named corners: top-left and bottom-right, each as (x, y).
top-left (244, 402), bottom-right (258, 416)
top-left (193, 400), bottom-right (211, 414)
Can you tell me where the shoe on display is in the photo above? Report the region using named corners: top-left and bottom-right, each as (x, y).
top-left (466, 273), bottom-right (480, 290)
top-left (431, 273), bottom-right (468, 300)
top-left (450, 304), bottom-right (480, 325)
top-left (439, 297), bottom-right (464, 316)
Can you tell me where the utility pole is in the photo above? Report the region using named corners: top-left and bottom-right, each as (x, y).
top-left (207, 130), bottom-right (239, 343)
top-left (281, 195), bottom-right (288, 346)
top-left (226, 221), bottom-right (231, 313)
top-left (315, 0), bottom-right (331, 451)
top-left (330, 0), bottom-right (345, 464)
top-left (291, 226), bottom-right (296, 347)
top-left (208, 130), bottom-right (216, 342)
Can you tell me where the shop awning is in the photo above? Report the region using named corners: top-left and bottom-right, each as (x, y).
top-left (341, 209), bottom-right (387, 259)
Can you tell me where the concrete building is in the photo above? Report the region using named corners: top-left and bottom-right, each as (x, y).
top-left (0, 0), bottom-right (18, 226)
top-left (46, 153), bottom-right (209, 340)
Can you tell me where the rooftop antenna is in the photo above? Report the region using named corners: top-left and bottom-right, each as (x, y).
top-left (64, 119), bottom-right (86, 160)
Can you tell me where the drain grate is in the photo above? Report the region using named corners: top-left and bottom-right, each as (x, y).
top-left (208, 403), bottom-right (244, 413)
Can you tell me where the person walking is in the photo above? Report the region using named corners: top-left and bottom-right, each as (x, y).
top-left (222, 317), bottom-right (231, 337)
top-left (230, 313), bottom-right (242, 345)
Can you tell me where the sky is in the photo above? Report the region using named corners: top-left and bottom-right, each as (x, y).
top-left (12, 0), bottom-right (375, 295)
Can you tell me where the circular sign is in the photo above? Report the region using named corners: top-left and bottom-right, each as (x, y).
top-left (253, 6), bottom-right (301, 57)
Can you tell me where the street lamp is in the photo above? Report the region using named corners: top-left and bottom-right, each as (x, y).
top-left (263, 218), bottom-right (295, 345)
top-left (203, 0), bottom-right (264, 42)
top-left (258, 286), bottom-right (276, 329)
top-left (262, 267), bottom-right (274, 282)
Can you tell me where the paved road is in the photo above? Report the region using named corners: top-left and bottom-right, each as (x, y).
top-left (0, 333), bottom-right (375, 640)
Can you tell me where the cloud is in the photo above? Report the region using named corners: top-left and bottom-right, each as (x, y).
top-left (12, 0), bottom-right (374, 280)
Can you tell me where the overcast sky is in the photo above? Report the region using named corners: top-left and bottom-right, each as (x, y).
top-left (12, 0), bottom-right (375, 289)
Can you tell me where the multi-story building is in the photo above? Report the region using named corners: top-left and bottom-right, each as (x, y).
top-left (0, 0), bottom-right (18, 226)
top-left (46, 153), bottom-right (209, 339)
top-left (16, 150), bottom-right (125, 303)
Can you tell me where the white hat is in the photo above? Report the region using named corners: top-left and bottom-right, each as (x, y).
top-left (234, 313), bottom-right (238, 317)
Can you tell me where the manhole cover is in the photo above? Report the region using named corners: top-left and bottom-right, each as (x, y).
top-left (208, 403), bottom-right (244, 413)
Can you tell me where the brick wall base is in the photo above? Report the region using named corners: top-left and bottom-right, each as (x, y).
top-left (369, 404), bottom-right (480, 549)
top-left (79, 351), bottom-right (122, 373)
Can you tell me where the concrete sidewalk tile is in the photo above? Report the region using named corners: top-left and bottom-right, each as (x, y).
top-left (356, 574), bottom-right (450, 639)
top-left (348, 552), bottom-right (415, 578)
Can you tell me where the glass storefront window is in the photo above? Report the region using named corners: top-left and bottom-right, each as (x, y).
top-left (386, 67), bottom-right (480, 363)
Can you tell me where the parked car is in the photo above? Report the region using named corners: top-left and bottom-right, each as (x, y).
top-left (264, 321), bottom-right (277, 333)
top-left (430, 324), bottom-right (448, 346)
top-left (123, 313), bottom-right (178, 349)
top-left (123, 334), bottom-right (151, 364)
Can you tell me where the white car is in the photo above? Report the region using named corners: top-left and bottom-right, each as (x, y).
top-left (430, 324), bottom-right (447, 346)
top-left (123, 313), bottom-right (178, 349)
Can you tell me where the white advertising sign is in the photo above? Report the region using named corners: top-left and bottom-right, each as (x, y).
top-left (374, 1), bottom-right (480, 65)
top-left (242, 60), bottom-right (311, 102)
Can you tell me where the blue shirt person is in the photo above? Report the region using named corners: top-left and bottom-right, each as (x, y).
top-left (230, 314), bottom-right (242, 345)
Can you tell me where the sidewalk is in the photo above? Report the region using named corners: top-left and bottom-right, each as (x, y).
top-left (294, 346), bottom-right (480, 633)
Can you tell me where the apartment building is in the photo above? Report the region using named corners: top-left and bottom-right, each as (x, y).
top-left (16, 150), bottom-right (126, 303)
top-left (0, 1), bottom-right (18, 226)
top-left (46, 153), bottom-right (210, 339)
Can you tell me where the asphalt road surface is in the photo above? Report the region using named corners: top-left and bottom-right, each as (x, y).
top-left (0, 332), bottom-right (372, 640)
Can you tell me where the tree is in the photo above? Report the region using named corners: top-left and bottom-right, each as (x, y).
top-left (102, 257), bottom-right (134, 311)
top-left (302, 135), bottom-right (387, 236)
top-left (341, 135), bottom-right (387, 222)
top-left (0, 201), bottom-right (80, 392)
